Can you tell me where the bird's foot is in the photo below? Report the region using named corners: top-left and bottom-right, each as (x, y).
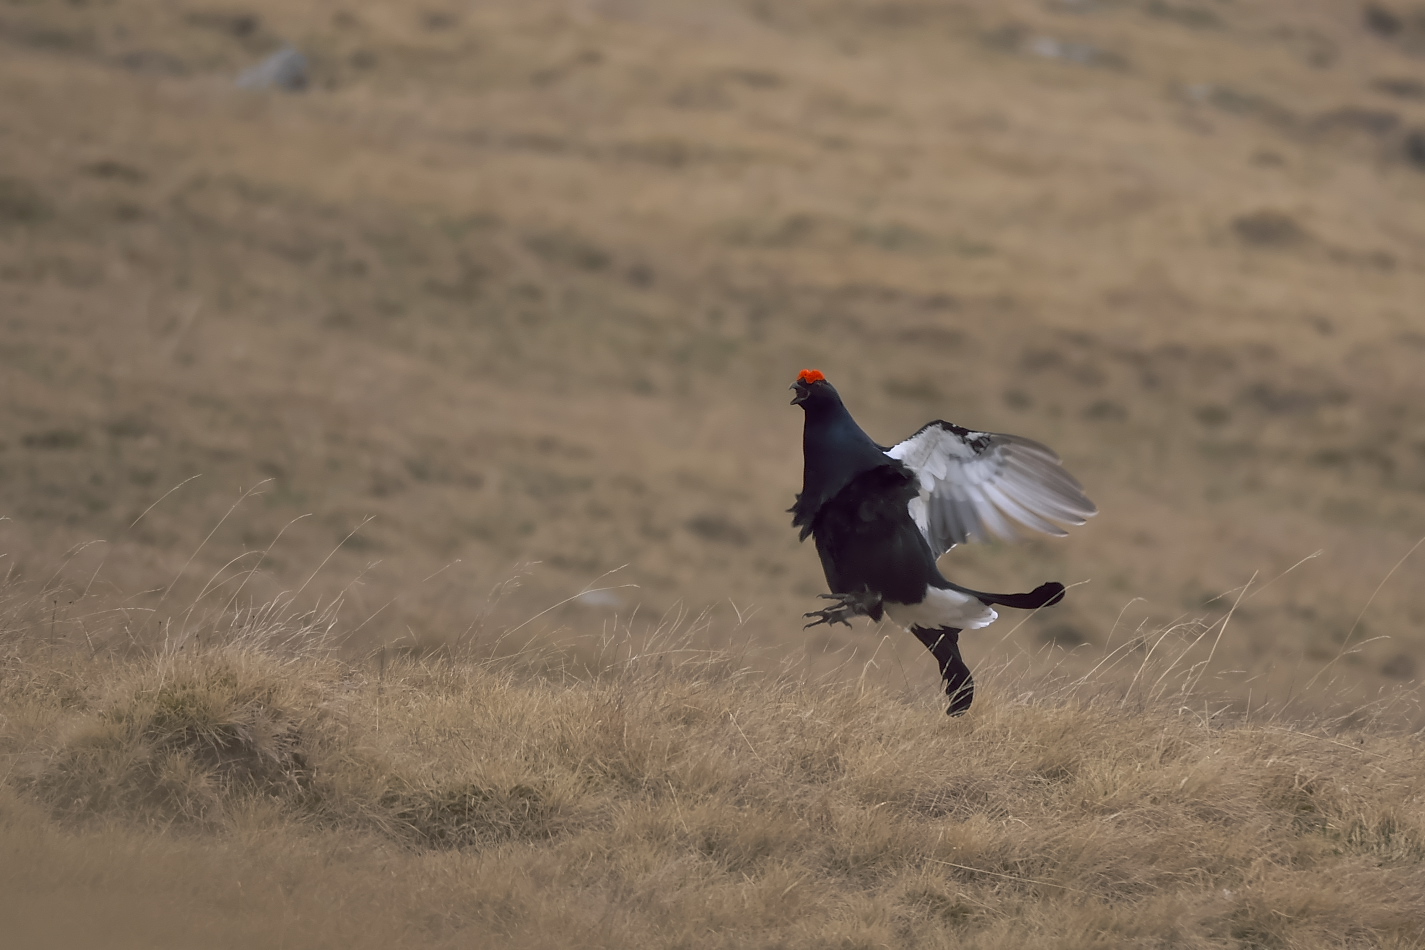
top-left (803, 591), bottom-right (883, 629)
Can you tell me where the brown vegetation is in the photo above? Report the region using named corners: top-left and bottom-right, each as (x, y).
top-left (4, 0), bottom-right (1425, 703)
top-left (4, 582), bottom-right (1425, 949)
top-left (4, 0), bottom-right (1425, 944)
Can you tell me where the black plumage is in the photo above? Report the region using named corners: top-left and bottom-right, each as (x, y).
top-left (789, 369), bottom-right (1095, 715)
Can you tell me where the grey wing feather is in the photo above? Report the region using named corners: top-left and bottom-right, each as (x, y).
top-left (886, 422), bottom-right (1097, 556)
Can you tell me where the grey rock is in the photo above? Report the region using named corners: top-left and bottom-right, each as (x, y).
top-left (1023, 34), bottom-right (1126, 69)
top-left (236, 46), bottom-right (309, 92)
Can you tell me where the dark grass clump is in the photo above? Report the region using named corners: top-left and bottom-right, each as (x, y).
top-left (29, 654), bottom-right (326, 826)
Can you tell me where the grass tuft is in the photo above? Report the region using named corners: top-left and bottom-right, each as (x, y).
top-left (28, 651), bottom-right (324, 826)
top-left (3, 561), bottom-right (1423, 947)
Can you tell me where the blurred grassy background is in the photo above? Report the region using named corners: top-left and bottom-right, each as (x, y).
top-left (3, 0), bottom-right (1425, 712)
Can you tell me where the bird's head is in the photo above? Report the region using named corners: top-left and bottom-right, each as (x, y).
top-left (790, 368), bottom-right (831, 407)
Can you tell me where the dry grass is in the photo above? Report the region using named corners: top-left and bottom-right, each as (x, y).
top-left (3, 568), bottom-right (1425, 949)
top-left (3, 0), bottom-right (1425, 708)
top-left (5, 0), bottom-right (1425, 944)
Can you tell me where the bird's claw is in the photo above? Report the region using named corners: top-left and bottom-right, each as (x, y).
top-left (803, 605), bottom-right (855, 629)
top-left (802, 591), bottom-right (881, 629)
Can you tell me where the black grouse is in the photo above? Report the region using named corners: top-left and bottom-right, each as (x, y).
top-left (790, 369), bottom-right (1096, 715)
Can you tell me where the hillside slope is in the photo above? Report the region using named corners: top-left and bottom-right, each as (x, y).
top-left (3, 1), bottom-right (1425, 705)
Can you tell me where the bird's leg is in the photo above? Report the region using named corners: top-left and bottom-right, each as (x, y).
top-left (803, 590), bottom-right (883, 629)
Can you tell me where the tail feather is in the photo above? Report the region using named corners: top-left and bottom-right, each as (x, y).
top-left (942, 580), bottom-right (1065, 611)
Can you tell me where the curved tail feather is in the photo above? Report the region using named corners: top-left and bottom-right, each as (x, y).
top-left (940, 580), bottom-right (1065, 611)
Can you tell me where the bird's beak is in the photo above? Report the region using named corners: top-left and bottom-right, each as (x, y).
top-left (790, 383), bottom-right (809, 406)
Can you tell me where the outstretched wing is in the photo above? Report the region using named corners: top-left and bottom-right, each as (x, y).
top-left (885, 421), bottom-right (1096, 557)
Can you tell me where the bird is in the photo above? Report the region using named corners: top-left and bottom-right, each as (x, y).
top-left (789, 368), bottom-right (1096, 715)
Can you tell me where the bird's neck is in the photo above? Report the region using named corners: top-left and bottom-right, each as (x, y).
top-left (802, 397), bottom-right (880, 457)
top-left (796, 398), bottom-right (898, 523)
